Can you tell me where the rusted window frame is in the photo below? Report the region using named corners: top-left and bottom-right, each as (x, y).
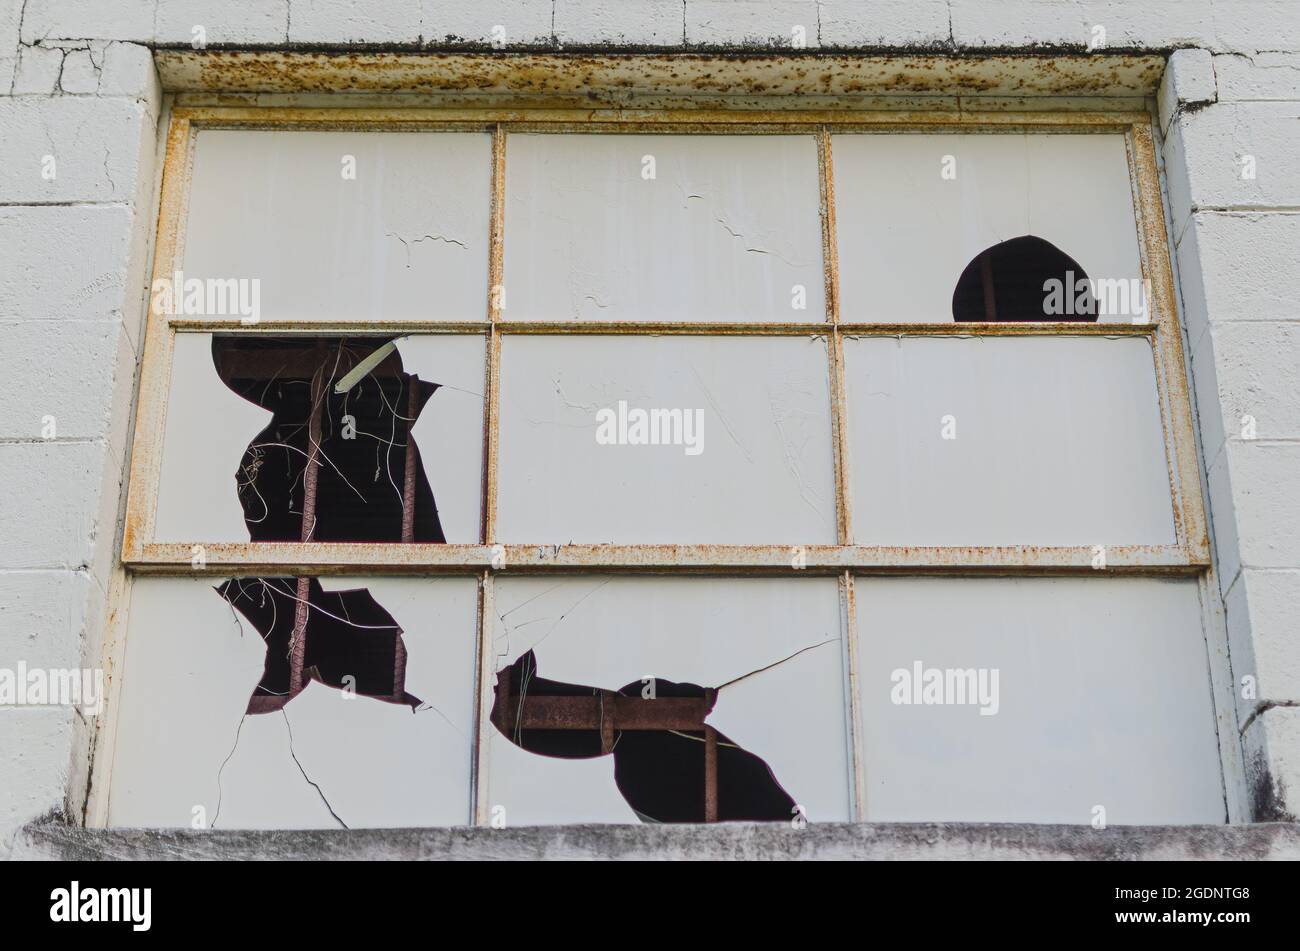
top-left (89, 105), bottom-right (1215, 827)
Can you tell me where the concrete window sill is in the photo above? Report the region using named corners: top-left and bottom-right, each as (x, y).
top-left (12, 819), bottom-right (1300, 861)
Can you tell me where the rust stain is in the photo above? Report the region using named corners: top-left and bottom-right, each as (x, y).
top-left (156, 51), bottom-right (1167, 101)
top-left (128, 542), bottom-right (1208, 576)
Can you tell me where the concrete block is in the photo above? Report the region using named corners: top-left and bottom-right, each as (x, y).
top-left (0, 441), bottom-right (111, 570)
top-left (1175, 211), bottom-right (1300, 354)
top-left (553, 0), bottom-right (683, 47)
top-left (1214, 52), bottom-right (1300, 101)
top-left (1227, 569), bottom-right (1300, 709)
top-left (57, 48), bottom-right (99, 93)
top-left (1243, 705), bottom-right (1300, 821)
top-left (817, 0), bottom-right (951, 49)
top-left (1079, 0), bottom-right (1216, 50)
top-left (950, 0), bottom-right (1086, 49)
top-left (288, 0), bottom-right (422, 45)
top-left (20, 0), bottom-right (155, 43)
top-left (1158, 47), bottom-right (1216, 137)
top-left (1166, 101), bottom-right (1300, 215)
top-left (1211, 441), bottom-right (1300, 576)
top-left (1, 0), bottom-right (22, 54)
top-left (687, 1), bottom-right (821, 48)
top-left (424, 0), bottom-right (554, 47)
top-left (155, 0), bottom-right (290, 46)
top-left (0, 97), bottom-right (152, 203)
top-left (1191, 320), bottom-right (1300, 466)
top-left (0, 707), bottom-right (73, 854)
top-left (0, 570), bottom-right (95, 672)
top-left (98, 42), bottom-right (160, 102)
top-left (1213, 0), bottom-right (1300, 54)
top-left (11, 43), bottom-right (63, 94)
top-left (0, 205), bottom-right (137, 319)
top-left (0, 318), bottom-right (137, 449)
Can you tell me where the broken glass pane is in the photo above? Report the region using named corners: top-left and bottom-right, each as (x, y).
top-left (833, 133), bottom-right (1144, 323)
top-left (487, 577), bottom-right (849, 825)
top-left (153, 333), bottom-right (485, 543)
top-left (109, 576), bottom-right (477, 829)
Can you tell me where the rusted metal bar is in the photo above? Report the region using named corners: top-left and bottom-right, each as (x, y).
top-left (980, 250), bottom-right (998, 321)
top-left (1127, 124), bottom-right (1211, 564)
top-left (170, 317), bottom-right (1157, 336)
top-left (288, 357), bottom-right (326, 695)
top-left (819, 128), bottom-right (853, 545)
top-left (131, 541), bottom-right (1209, 575)
top-left (498, 695), bottom-right (712, 732)
top-left (401, 374), bottom-right (419, 543)
top-left (120, 117), bottom-right (193, 559)
top-left (704, 718), bottom-right (719, 823)
top-left (482, 123), bottom-right (506, 546)
top-left (472, 572), bottom-right (495, 826)
top-left (600, 702), bottom-right (616, 754)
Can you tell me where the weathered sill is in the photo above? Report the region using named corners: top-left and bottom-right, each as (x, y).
top-left (13, 819), bottom-right (1300, 861)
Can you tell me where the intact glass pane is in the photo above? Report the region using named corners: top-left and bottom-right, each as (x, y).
top-left (844, 335), bottom-right (1176, 546)
top-left (503, 134), bottom-right (825, 322)
top-left (182, 130), bottom-right (490, 323)
top-left (497, 335), bottom-right (837, 544)
top-left (856, 576), bottom-right (1223, 824)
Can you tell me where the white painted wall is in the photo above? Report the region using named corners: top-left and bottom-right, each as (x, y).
top-left (3, 0), bottom-right (1299, 855)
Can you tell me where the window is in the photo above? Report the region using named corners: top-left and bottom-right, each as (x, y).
top-left (95, 107), bottom-right (1222, 830)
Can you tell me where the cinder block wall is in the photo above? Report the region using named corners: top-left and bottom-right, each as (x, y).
top-left (1, 0), bottom-right (1297, 856)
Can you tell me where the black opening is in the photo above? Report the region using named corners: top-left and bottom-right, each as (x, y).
top-left (952, 235), bottom-right (1096, 322)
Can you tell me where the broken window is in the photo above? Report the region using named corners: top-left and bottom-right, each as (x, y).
top-left (214, 335), bottom-right (445, 544)
top-left (491, 651), bottom-right (796, 823)
top-left (486, 578), bottom-right (849, 827)
top-left (108, 577), bottom-right (477, 829)
top-left (832, 134), bottom-right (1143, 323)
top-left (152, 333), bottom-right (485, 543)
top-left (217, 577), bottom-right (421, 713)
top-left (107, 117), bottom-right (1219, 831)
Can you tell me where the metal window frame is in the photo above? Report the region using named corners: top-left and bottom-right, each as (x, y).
top-left (90, 105), bottom-right (1215, 827)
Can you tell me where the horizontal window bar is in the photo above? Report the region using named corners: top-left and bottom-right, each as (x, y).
top-left (128, 542), bottom-right (1206, 575)
top-left (165, 318), bottom-right (1157, 337)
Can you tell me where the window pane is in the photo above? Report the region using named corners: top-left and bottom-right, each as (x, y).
top-left (182, 130), bottom-right (490, 323)
top-left (496, 335), bottom-right (837, 543)
top-left (487, 577), bottom-right (848, 825)
top-left (503, 134), bottom-right (825, 322)
top-left (108, 576), bottom-right (478, 828)
top-left (856, 576), bottom-right (1223, 824)
top-left (834, 133), bottom-right (1144, 323)
top-left (153, 333), bottom-right (485, 543)
top-left (844, 336), bottom-right (1176, 545)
